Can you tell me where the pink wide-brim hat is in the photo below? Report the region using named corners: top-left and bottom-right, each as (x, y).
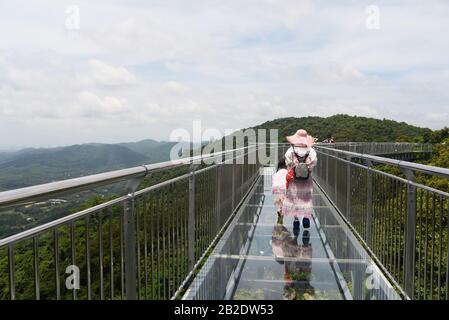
top-left (286, 129), bottom-right (315, 147)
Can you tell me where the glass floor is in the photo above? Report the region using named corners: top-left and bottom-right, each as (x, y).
top-left (183, 168), bottom-right (402, 300)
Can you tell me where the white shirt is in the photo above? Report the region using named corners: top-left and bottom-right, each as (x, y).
top-left (284, 146), bottom-right (317, 170)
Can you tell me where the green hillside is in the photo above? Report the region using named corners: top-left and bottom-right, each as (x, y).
top-left (0, 144), bottom-right (147, 190)
top-left (119, 139), bottom-right (177, 163)
top-left (251, 114), bottom-right (431, 142)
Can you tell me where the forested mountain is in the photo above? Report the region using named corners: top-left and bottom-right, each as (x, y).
top-left (0, 115), bottom-right (441, 192)
top-left (0, 152), bottom-right (11, 163)
top-left (119, 139), bottom-right (178, 163)
top-left (250, 114), bottom-right (431, 142)
top-left (0, 140), bottom-right (176, 191)
top-left (0, 147), bottom-right (54, 165)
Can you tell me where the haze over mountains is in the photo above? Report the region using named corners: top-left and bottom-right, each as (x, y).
top-left (0, 114), bottom-right (440, 191)
top-left (0, 139), bottom-right (179, 191)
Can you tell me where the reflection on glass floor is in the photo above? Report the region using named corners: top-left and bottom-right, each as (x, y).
top-left (183, 168), bottom-right (402, 300)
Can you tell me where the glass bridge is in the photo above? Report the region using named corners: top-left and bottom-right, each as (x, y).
top-left (0, 142), bottom-right (447, 301)
top-left (183, 167), bottom-right (401, 300)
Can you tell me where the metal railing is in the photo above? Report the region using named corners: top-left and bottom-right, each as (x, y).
top-left (0, 146), bottom-right (262, 300)
top-left (313, 145), bottom-right (449, 300)
top-left (320, 142), bottom-right (433, 155)
top-left (0, 141), bottom-right (440, 300)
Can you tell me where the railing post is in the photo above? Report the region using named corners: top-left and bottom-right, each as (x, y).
top-left (188, 165), bottom-right (196, 271)
top-left (325, 153), bottom-right (329, 190)
top-left (123, 175), bottom-right (145, 300)
top-left (231, 160), bottom-right (235, 210)
top-left (346, 157), bottom-right (351, 222)
top-left (334, 157), bottom-right (338, 203)
top-left (366, 165), bottom-right (373, 246)
top-left (241, 149), bottom-right (245, 198)
top-left (8, 245), bottom-right (15, 300)
top-left (216, 164), bottom-right (222, 233)
top-left (124, 194), bottom-right (137, 300)
top-left (403, 169), bottom-right (417, 298)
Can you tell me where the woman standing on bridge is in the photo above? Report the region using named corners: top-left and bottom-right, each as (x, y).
top-left (282, 129), bottom-right (317, 232)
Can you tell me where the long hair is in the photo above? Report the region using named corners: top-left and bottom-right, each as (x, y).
top-left (277, 157), bottom-right (287, 171)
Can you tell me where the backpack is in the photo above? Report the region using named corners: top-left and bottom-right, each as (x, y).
top-left (292, 148), bottom-right (310, 180)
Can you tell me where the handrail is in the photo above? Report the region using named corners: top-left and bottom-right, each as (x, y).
top-left (311, 143), bottom-right (447, 300)
top-left (0, 193), bottom-right (130, 247)
top-left (260, 142), bottom-right (433, 153)
top-left (0, 145), bottom-right (254, 209)
top-left (314, 145), bottom-right (449, 179)
top-left (0, 144), bottom-right (262, 300)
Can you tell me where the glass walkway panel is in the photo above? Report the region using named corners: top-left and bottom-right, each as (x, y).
top-left (183, 167), bottom-right (402, 300)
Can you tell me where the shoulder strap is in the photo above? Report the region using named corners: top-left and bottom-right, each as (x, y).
top-left (292, 146), bottom-right (301, 162)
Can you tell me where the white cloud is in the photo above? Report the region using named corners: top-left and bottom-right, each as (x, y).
top-left (0, 0), bottom-right (448, 148)
top-left (160, 81), bottom-right (191, 94)
top-left (81, 59), bottom-right (137, 87)
top-left (76, 91), bottom-right (129, 115)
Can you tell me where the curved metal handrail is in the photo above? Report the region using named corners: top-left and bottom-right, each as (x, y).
top-left (0, 145), bottom-right (255, 209)
top-left (314, 145), bottom-right (448, 179)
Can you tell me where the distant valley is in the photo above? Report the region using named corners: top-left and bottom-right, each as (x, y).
top-left (0, 139), bottom-right (183, 191)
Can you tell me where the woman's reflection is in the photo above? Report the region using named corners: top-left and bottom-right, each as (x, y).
top-left (272, 223), bottom-right (314, 300)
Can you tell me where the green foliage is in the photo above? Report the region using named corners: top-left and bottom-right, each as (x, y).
top-left (345, 134), bottom-right (448, 300)
top-left (252, 114), bottom-right (431, 142)
top-left (423, 127), bottom-right (449, 144)
top-left (0, 166), bottom-right (222, 300)
top-left (119, 139), bottom-right (177, 163)
top-left (416, 131), bottom-right (449, 193)
top-left (0, 115), bottom-right (447, 300)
